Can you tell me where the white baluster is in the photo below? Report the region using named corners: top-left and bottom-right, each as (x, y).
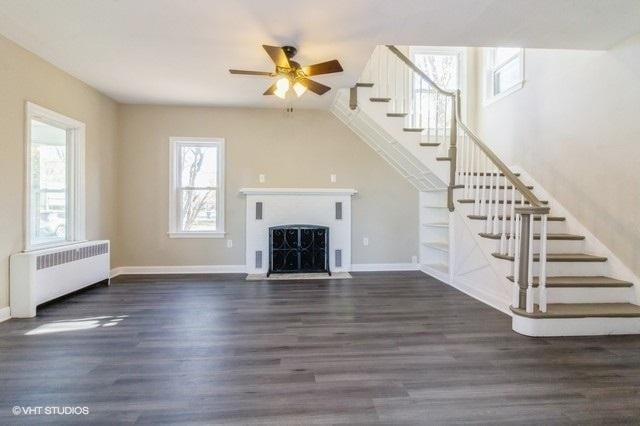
top-left (480, 155), bottom-right (488, 217)
top-left (492, 170), bottom-right (500, 234)
top-left (465, 135), bottom-right (472, 199)
top-left (508, 186), bottom-right (516, 256)
top-left (500, 175), bottom-right (508, 254)
top-left (485, 159), bottom-right (493, 233)
top-left (539, 214), bottom-right (548, 313)
top-left (473, 146), bottom-right (481, 215)
top-left (426, 88), bottom-right (432, 141)
top-left (512, 213), bottom-right (520, 307)
top-left (526, 214), bottom-right (535, 313)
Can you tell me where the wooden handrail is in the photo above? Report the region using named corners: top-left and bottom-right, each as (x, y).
top-left (385, 45), bottom-right (546, 209)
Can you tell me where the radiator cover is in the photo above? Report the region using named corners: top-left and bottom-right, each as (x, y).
top-left (10, 240), bottom-right (110, 318)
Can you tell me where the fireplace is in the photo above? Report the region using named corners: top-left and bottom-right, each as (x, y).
top-left (268, 225), bottom-right (330, 276)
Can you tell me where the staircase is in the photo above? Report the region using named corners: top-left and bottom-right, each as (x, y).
top-left (332, 45), bottom-right (640, 336)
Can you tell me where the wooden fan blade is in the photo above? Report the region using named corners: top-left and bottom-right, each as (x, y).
top-left (229, 69), bottom-right (274, 76)
top-left (301, 60), bottom-right (343, 76)
top-left (263, 82), bottom-right (278, 95)
top-left (298, 78), bottom-right (331, 95)
top-left (262, 45), bottom-right (291, 69)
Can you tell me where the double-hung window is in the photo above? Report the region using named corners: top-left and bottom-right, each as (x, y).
top-left (25, 102), bottom-right (85, 250)
top-left (169, 138), bottom-right (225, 238)
top-left (485, 47), bottom-right (524, 104)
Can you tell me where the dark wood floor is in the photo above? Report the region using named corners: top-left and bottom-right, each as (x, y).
top-left (2, 272), bottom-right (640, 424)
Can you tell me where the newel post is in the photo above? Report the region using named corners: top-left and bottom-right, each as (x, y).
top-left (447, 90), bottom-right (460, 212)
top-left (515, 206), bottom-right (551, 312)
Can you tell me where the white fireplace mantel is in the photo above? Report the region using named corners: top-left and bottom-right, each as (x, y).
top-left (240, 188), bottom-right (356, 274)
top-left (239, 188), bottom-right (357, 196)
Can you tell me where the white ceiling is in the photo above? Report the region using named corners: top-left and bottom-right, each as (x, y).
top-left (1, 0), bottom-right (639, 109)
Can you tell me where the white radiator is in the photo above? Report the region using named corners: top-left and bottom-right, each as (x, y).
top-left (10, 240), bottom-right (110, 318)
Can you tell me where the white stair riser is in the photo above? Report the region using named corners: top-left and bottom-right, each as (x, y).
top-left (513, 315), bottom-right (640, 337)
top-left (493, 259), bottom-right (609, 277)
top-left (485, 239), bottom-right (586, 254)
top-left (541, 287), bottom-right (633, 304)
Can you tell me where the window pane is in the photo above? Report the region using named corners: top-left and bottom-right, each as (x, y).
top-left (180, 145), bottom-right (217, 187)
top-left (413, 53), bottom-right (459, 90)
top-left (180, 189), bottom-right (217, 231)
top-left (494, 48), bottom-right (520, 66)
top-left (30, 119), bottom-right (68, 245)
top-left (494, 58), bottom-right (522, 95)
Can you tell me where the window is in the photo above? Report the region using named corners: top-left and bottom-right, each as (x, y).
top-left (25, 103), bottom-right (85, 250)
top-left (169, 138), bottom-right (225, 238)
top-left (410, 47), bottom-right (467, 139)
top-left (485, 47), bottom-right (524, 104)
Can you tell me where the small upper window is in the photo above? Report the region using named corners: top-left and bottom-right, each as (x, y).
top-left (485, 47), bottom-right (524, 104)
top-left (26, 103), bottom-right (85, 250)
top-left (169, 138), bottom-right (225, 238)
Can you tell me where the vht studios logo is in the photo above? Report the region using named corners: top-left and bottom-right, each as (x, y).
top-left (12, 406), bottom-right (90, 416)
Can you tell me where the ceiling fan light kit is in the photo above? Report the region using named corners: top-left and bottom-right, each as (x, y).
top-left (229, 44), bottom-right (343, 99)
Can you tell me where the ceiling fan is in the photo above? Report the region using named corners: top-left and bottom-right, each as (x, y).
top-left (229, 45), bottom-right (343, 99)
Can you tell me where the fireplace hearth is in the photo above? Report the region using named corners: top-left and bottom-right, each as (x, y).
top-left (268, 225), bottom-right (330, 276)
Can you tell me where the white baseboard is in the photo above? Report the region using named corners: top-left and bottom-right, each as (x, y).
top-left (0, 306), bottom-right (10, 323)
top-left (110, 265), bottom-right (247, 277)
top-left (111, 263), bottom-right (420, 277)
top-left (350, 263), bottom-right (419, 272)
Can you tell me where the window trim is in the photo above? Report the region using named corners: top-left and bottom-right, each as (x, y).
top-left (483, 48), bottom-right (525, 106)
top-left (168, 137), bottom-right (225, 239)
top-left (24, 102), bottom-right (86, 252)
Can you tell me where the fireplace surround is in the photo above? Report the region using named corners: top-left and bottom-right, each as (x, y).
top-left (240, 188), bottom-right (357, 275)
top-left (269, 225), bottom-right (330, 276)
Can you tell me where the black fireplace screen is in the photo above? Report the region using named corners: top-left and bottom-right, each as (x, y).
top-left (268, 225), bottom-right (330, 276)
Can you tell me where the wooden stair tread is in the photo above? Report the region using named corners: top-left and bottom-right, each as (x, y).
top-left (506, 275), bottom-right (633, 288)
top-left (511, 303), bottom-right (640, 319)
top-left (403, 128), bottom-right (424, 132)
top-left (492, 253), bottom-right (607, 262)
top-left (356, 82), bottom-right (374, 87)
top-left (370, 97), bottom-right (391, 102)
top-left (480, 232), bottom-right (584, 241)
top-left (387, 112), bottom-right (407, 117)
top-left (458, 199), bottom-right (549, 205)
top-left (454, 184), bottom-right (534, 190)
top-left (468, 214), bottom-right (565, 221)
top-left (420, 142), bottom-right (440, 147)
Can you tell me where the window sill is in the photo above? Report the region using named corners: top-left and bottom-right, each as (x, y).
top-left (483, 80), bottom-right (525, 107)
top-left (167, 232), bottom-right (226, 239)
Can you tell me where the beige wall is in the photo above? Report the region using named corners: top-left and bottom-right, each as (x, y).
top-left (115, 105), bottom-right (418, 268)
top-left (0, 35), bottom-right (119, 310)
top-left (472, 34), bottom-right (640, 277)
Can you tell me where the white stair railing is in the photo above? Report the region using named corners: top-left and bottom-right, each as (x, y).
top-left (359, 45), bottom-right (550, 313)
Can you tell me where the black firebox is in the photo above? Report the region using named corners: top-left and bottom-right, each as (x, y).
top-left (268, 225), bottom-right (330, 276)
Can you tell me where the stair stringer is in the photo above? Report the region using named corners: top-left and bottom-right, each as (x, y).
top-left (331, 89), bottom-right (446, 191)
top-left (352, 86), bottom-right (452, 185)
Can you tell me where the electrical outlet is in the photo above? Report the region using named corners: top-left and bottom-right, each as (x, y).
top-left (330, 174), bottom-right (337, 183)
top-left (259, 174), bottom-right (266, 183)
top-left (226, 239), bottom-right (233, 248)
top-left (411, 255), bottom-right (418, 264)
top-left (363, 237), bottom-right (369, 246)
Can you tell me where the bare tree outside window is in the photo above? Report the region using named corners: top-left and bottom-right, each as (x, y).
top-left (179, 146), bottom-right (218, 231)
